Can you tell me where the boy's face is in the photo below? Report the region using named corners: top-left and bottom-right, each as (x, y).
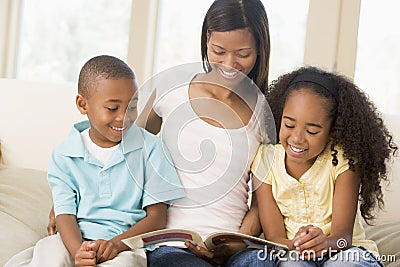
top-left (76, 78), bottom-right (138, 148)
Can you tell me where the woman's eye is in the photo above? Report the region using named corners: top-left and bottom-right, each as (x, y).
top-left (213, 50), bottom-right (224, 55)
top-left (237, 53), bottom-right (250, 58)
top-left (307, 130), bottom-right (318, 135)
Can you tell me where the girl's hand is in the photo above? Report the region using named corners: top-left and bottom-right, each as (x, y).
top-left (74, 241), bottom-right (97, 267)
top-left (91, 239), bottom-right (119, 263)
top-left (292, 225), bottom-right (328, 259)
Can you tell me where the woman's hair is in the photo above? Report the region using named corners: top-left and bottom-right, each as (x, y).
top-left (267, 66), bottom-right (398, 223)
top-left (201, 0), bottom-right (270, 93)
top-left (78, 55), bottom-right (135, 98)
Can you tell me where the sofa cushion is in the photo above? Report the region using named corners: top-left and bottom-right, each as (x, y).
top-left (364, 221), bottom-right (400, 266)
top-left (0, 167), bottom-right (52, 266)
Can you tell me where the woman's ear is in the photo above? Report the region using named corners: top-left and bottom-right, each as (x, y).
top-left (76, 94), bottom-right (88, 115)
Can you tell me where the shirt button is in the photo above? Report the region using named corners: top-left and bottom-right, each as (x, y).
top-left (100, 171), bottom-right (107, 176)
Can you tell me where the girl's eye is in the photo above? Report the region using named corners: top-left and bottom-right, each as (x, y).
top-left (284, 123), bottom-right (294, 129)
top-left (307, 130), bottom-right (318, 135)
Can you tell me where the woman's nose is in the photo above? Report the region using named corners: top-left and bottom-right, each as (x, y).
top-left (222, 53), bottom-right (237, 69)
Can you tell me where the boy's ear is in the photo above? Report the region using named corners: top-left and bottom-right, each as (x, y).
top-left (76, 94), bottom-right (88, 115)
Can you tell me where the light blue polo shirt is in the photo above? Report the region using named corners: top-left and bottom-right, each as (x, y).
top-left (48, 121), bottom-right (185, 241)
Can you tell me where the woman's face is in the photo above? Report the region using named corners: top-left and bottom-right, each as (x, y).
top-left (207, 28), bottom-right (257, 81)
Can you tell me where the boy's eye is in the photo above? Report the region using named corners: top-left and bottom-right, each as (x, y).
top-left (107, 107), bottom-right (118, 111)
top-left (284, 123), bottom-right (294, 129)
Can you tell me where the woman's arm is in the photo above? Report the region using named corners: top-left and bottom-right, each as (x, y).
top-left (135, 90), bottom-right (162, 134)
top-left (238, 192), bottom-right (261, 237)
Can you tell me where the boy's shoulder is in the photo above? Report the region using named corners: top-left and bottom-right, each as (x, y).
top-left (52, 121), bottom-right (88, 156)
top-left (122, 124), bottom-right (164, 153)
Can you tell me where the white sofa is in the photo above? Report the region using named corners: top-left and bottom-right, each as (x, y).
top-left (0, 78), bottom-right (399, 266)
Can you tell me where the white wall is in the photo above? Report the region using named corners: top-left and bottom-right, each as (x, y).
top-left (0, 78), bottom-right (85, 171)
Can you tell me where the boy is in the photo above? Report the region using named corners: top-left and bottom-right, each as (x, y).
top-left (5, 55), bottom-right (185, 267)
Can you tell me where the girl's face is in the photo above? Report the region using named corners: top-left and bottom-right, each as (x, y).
top-left (76, 78), bottom-right (138, 148)
top-left (207, 28), bottom-right (257, 81)
top-left (279, 89), bottom-right (333, 173)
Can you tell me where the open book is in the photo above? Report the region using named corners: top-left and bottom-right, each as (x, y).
top-left (122, 228), bottom-right (288, 252)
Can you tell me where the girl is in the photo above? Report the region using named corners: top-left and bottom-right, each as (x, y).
top-left (252, 66), bottom-right (398, 266)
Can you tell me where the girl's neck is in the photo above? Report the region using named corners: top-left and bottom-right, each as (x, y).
top-left (284, 156), bottom-right (317, 180)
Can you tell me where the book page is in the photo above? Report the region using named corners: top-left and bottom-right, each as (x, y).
top-left (122, 229), bottom-right (204, 249)
top-left (204, 232), bottom-right (288, 252)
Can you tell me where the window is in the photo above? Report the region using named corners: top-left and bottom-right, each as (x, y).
top-left (153, 0), bottom-right (309, 82)
top-left (355, 0), bottom-right (400, 115)
top-left (262, 0), bottom-right (308, 81)
top-left (16, 0), bottom-right (132, 83)
top-left (153, 0), bottom-right (214, 74)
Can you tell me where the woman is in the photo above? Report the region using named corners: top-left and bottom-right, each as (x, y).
top-left (139, 0), bottom-right (274, 266)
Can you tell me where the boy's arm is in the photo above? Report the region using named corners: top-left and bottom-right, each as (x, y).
top-left (109, 202), bottom-right (167, 252)
top-left (56, 214), bottom-right (83, 257)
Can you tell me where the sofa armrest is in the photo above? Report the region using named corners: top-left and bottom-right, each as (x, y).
top-left (0, 167), bottom-right (52, 266)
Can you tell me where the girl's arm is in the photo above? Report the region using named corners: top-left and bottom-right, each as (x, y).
top-left (293, 167), bottom-right (360, 255)
top-left (135, 90), bottom-right (162, 134)
top-left (238, 192), bottom-right (261, 237)
top-left (255, 181), bottom-right (294, 249)
top-left (329, 167), bottom-right (360, 249)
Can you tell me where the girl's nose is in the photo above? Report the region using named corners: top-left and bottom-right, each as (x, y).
top-left (292, 128), bottom-right (305, 143)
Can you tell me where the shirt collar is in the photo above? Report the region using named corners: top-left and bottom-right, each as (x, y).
top-left (60, 120), bottom-right (144, 157)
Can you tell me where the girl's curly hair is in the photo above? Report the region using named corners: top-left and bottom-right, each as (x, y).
top-left (266, 66), bottom-right (398, 224)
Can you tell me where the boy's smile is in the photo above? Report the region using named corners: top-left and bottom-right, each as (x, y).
top-left (76, 78), bottom-right (138, 148)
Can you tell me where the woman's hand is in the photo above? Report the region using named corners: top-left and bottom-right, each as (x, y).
top-left (292, 225), bottom-right (328, 260)
top-left (47, 205), bottom-right (56, 235)
top-left (184, 240), bottom-right (246, 266)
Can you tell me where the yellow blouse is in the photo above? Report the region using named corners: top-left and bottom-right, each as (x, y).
top-left (251, 144), bottom-right (379, 256)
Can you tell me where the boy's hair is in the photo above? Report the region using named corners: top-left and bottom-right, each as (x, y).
top-left (78, 55), bottom-right (135, 98)
top-left (267, 66), bottom-right (398, 223)
top-left (201, 0), bottom-right (270, 94)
